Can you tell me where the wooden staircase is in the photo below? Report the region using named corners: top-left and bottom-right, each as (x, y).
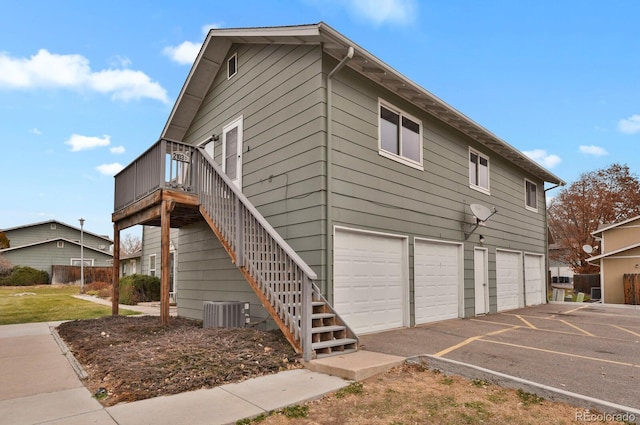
top-left (311, 300), bottom-right (357, 357)
top-left (191, 144), bottom-right (358, 360)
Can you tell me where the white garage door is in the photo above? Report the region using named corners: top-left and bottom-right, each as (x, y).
top-left (524, 253), bottom-right (545, 306)
top-left (334, 228), bottom-right (406, 334)
top-left (414, 239), bottom-right (461, 324)
top-left (496, 250), bottom-right (522, 312)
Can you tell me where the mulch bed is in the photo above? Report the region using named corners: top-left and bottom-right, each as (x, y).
top-left (57, 315), bottom-right (301, 406)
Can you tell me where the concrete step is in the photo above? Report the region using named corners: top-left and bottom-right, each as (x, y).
top-left (304, 350), bottom-right (406, 381)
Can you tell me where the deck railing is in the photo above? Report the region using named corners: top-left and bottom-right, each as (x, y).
top-left (114, 139), bottom-right (197, 211)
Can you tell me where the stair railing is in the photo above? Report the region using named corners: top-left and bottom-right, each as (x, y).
top-left (193, 146), bottom-right (316, 360)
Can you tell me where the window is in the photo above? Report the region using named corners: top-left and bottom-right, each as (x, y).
top-left (70, 258), bottom-right (94, 266)
top-left (227, 53), bottom-right (237, 79)
top-left (57, 241), bottom-right (64, 248)
top-left (149, 254), bottom-right (156, 277)
top-left (379, 101), bottom-right (423, 169)
top-left (469, 149), bottom-right (489, 192)
top-left (525, 179), bottom-right (538, 211)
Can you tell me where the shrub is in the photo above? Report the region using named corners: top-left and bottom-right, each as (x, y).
top-left (85, 281), bottom-right (112, 298)
top-left (0, 266), bottom-right (49, 286)
top-left (119, 274), bottom-right (160, 305)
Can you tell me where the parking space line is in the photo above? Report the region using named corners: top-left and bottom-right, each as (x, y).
top-left (559, 319), bottom-right (594, 336)
top-left (433, 326), bottom-right (518, 358)
top-left (479, 339), bottom-right (640, 368)
top-left (563, 304), bottom-right (591, 315)
top-left (515, 315), bottom-right (537, 329)
top-left (610, 325), bottom-right (640, 338)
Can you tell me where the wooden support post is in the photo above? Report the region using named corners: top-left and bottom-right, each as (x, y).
top-left (112, 225), bottom-right (120, 315)
top-left (160, 199), bottom-right (171, 325)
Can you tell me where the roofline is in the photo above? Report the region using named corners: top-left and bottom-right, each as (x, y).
top-left (160, 22), bottom-right (565, 185)
top-left (0, 237), bottom-right (114, 256)
top-left (0, 219), bottom-right (113, 243)
top-left (591, 215), bottom-right (640, 236)
top-left (586, 242), bottom-right (640, 262)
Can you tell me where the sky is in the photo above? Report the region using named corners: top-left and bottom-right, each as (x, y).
top-left (2, 0), bottom-right (640, 240)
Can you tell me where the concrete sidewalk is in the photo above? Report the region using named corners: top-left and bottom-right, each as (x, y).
top-left (0, 321), bottom-right (358, 425)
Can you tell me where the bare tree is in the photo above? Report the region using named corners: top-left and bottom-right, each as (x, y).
top-left (120, 233), bottom-right (142, 256)
top-left (0, 254), bottom-right (12, 276)
top-left (548, 163), bottom-right (640, 274)
top-left (0, 231), bottom-right (9, 249)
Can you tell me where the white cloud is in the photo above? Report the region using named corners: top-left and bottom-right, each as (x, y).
top-left (0, 49), bottom-right (169, 103)
top-left (523, 149), bottom-right (562, 168)
top-left (163, 23), bottom-right (222, 65)
top-left (163, 41), bottom-right (201, 65)
top-left (618, 114), bottom-right (640, 134)
top-left (29, 128), bottom-right (42, 135)
top-left (65, 134), bottom-right (111, 152)
top-left (110, 145), bottom-right (125, 154)
top-left (96, 163), bottom-right (124, 176)
top-left (348, 0), bottom-right (417, 25)
top-left (579, 145), bottom-right (608, 156)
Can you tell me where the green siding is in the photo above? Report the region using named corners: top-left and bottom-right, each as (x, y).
top-left (326, 55), bottom-right (547, 320)
top-left (168, 41), bottom-right (549, 326)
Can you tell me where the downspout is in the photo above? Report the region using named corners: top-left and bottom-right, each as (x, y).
top-left (325, 46), bottom-right (354, 300)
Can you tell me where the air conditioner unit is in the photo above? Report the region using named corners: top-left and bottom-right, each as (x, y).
top-left (203, 301), bottom-right (249, 328)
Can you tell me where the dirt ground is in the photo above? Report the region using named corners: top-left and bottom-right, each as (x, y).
top-left (57, 316), bottom-right (631, 424)
top-left (56, 315), bottom-right (300, 406)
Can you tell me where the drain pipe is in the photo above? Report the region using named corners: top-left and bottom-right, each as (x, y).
top-left (325, 46), bottom-right (354, 300)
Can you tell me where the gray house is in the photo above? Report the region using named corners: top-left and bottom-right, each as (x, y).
top-left (112, 23), bottom-right (564, 360)
top-left (1, 220), bottom-right (113, 280)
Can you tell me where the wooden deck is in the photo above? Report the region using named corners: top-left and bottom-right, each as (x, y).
top-left (112, 189), bottom-right (201, 232)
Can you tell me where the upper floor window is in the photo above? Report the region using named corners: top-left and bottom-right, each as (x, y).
top-left (469, 149), bottom-right (490, 193)
top-left (379, 100), bottom-right (423, 169)
top-left (525, 179), bottom-right (538, 211)
top-left (227, 53), bottom-right (237, 79)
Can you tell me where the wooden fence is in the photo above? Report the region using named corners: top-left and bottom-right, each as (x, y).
top-left (573, 274), bottom-right (600, 294)
top-left (623, 274), bottom-right (640, 305)
top-left (51, 265), bottom-right (112, 285)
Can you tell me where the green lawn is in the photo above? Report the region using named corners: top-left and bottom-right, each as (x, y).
top-left (0, 285), bottom-right (139, 325)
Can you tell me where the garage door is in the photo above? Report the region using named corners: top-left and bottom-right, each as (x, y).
top-left (414, 239), bottom-right (461, 324)
top-left (496, 250), bottom-right (522, 311)
top-left (524, 253), bottom-right (545, 306)
top-left (334, 228), bottom-right (406, 334)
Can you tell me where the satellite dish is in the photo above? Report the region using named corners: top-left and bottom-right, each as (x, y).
top-left (582, 245), bottom-right (593, 254)
top-left (470, 204), bottom-right (493, 222)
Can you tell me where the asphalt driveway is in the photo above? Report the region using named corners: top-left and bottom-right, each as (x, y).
top-left (359, 303), bottom-right (640, 410)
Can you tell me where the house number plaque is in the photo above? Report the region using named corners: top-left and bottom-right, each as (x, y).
top-left (171, 151), bottom-right (190, 162)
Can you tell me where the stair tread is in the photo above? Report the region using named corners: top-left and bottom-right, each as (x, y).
top-left (311, 301), bottom-right (326, 306)
top-left (311, 325), bottom-right (346, 333)
top-left (312, 312), bottom-right (335, 319)
top-left (312, 338), bottom-right (358, 350)
top-left (315, 348), bottom-right (358, 359)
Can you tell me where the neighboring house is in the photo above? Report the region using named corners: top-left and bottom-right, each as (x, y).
top-left (139, 225), bottom-right (179, 302)
top-left (112, 23), bottom-right (564, 360)
top-left (586, 215), bottom-right (640, 303)
top-left (0, 220), bottom-right (113, 280)
top-left (120, 249), bottom-right (141, 277)
top-left (548, 243), bottom-right (574, 286)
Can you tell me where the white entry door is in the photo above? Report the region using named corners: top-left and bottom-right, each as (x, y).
top-left (524, 253), bottom-right (545, 306)
top-left (222, 116), bottom-right (243, 189)
top-left (333, 228), bottom-right (407, 334)
top-left (414, 239), bottom-right (462, 324)
top-left (474, 248), bottom-right (488, 315)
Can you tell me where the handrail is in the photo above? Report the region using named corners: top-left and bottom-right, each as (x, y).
top-left (194, 146), bottom-right (318, 281)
